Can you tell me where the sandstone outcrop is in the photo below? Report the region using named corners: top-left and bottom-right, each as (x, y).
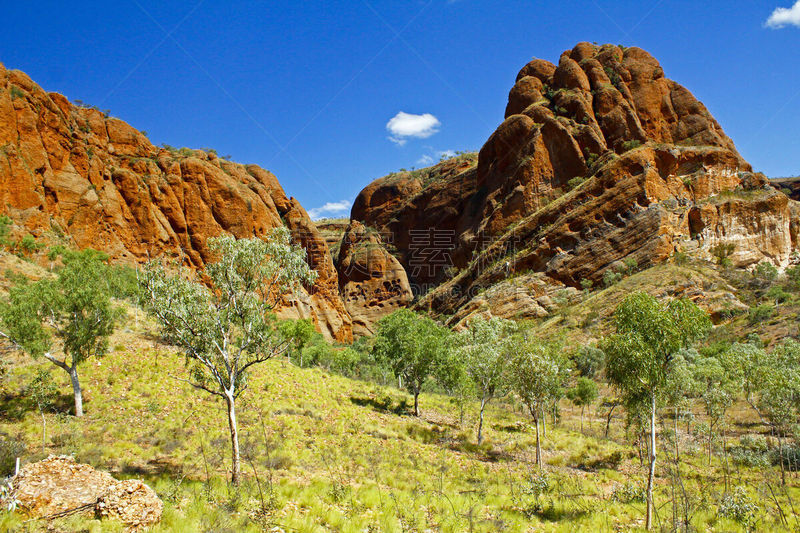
top-left (8, 455), bottom-right (162, 529)
top-left (350, 43), bottom-right (799, 321)
top-left (337, 221), bottom-right (413, 335)
top-left (0, 63), bottom-right (351, 341)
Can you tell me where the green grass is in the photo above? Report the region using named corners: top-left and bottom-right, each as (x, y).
top-left (0, 301), bottom-right (797, 532)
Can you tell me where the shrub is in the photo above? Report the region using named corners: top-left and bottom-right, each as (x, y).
top-left (710, 243), bottom-right (735, 267)
top-left (786, 265), bottom-right (800, 289)
top-left (17, 234), bottom-right (43, 255)
top-left (9, 86), bottom-right (24, 100)
top-left (611, 482), bottom-right (645, 503)
top-left (602, 269), bottom-right (623, 287)
top-left (718, 487), bottom-right (759, 527)
top-left (621, 140), bottom-right (641, 152)
top-left (0, 215), bottom-right (11, 249)
top-left (771, 443), bottom-right (800, 472)
top-left (765, 285), bottom-right (790, 305)
top-left (747, 304), bottom-right (774, 324)
top-left (566, 177), bottom-right (585, 191)
top-left (753, 261), bottom-right (778, 282)
top-left (571, 345), bottom-right (604, 378)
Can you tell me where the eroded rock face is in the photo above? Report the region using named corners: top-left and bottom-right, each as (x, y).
top-left (337, 221), bottom-right (413, 335)
top-left (351, 43), bottom-right (799, 321)
top-left (8, 456), bottom-right (162, 529)
top-left (0, 63), bottom-right (351, 342)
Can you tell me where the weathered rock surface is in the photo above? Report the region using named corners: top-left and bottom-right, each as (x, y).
top-left (349, 43), bottom-right (800, 321)
top-left (337, 221), bottom-right (413, 335)
top-left (0, 63), bottom-right (351, 341)
top-left (8, 456), bottom-right (162, 529)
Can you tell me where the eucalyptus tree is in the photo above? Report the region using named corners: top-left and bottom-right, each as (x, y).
top-left (0, 249), bottom-right (118, 417)
top-left (566, 377), bottom-right (598, 434)
top-left (436, 345), bottom-right (473, 427)
top-left (662, 348), bottom-right (699, 459)
top-left (757, 340), bottom-right (800, 483)
top-left (692, 352), bottom-right (741, 464)
top-left (372, 308), bottom-right (450, 416)
top-left (455, 316), bottom-right (516, 443)
top-left (602, 292), bottom-right (711, 530)
top-left (511, 340), bottom-right (570, 468)
top-left (138, 229), bottom-right (316, 485)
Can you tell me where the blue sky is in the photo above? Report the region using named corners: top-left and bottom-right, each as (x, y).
top-left (2, 1), bottom-right (799, 218)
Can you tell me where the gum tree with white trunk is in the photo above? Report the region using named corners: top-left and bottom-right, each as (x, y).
top-left (602, 292), bottom-right (710, 530)
top-left (0, 249), bottom-right (118, 417)
top-left (455, 316), bottom-right (515, 444)
top-left (138, 229), bottom-right (316, 485)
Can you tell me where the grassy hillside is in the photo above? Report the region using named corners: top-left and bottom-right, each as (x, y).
top-left (1, 252), bottom-right (799, 532)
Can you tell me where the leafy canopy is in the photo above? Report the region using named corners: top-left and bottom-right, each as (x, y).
top-left (138, 229), bottom-right (317, 398)
top-left (0, 249), bottom-right (118, 366)
top-left (603, 292), bottom-right (711, 403)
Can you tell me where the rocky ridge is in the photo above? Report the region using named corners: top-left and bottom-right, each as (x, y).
top-left (0, 63), bottom-right (351, 341)
top-left (347, 43), bottom-right (800, 325)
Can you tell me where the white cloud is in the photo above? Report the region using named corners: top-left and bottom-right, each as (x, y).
top-left (386, 112), bottom-right (441, 145)
top-left (438, 150), bottom-right (457, 159)
top-left (308, 199), bottom-right (351, 220)
top-left (417, 154), bottom-right (434, 166)
top-left (766, 1), bottom-right (800, 28)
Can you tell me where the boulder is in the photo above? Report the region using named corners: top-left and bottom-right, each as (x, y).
top-left (9, 456), bottom-right (162, 529)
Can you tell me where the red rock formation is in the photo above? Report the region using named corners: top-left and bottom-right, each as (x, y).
top-left (351, 43), bottom-right (797, 321)
top-left (336, 221), bottom-right (413, 335)
top-left (0, 63), bottom-right (351, 341)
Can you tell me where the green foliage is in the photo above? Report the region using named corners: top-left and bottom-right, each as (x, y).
top-left (511, 337), bottom-right (571, 460)
top-left (139, 229), bottom-right (317, 400)
top-left (567, 377), bottom-right (598, 409)
top-left (785, 264), bottom-right (800, 289)
top-left (603, 292), bottom-right (711, 405)
top-left (580, 278), bottom-right (593, 292)
top-left (27, 368), bottom-right (57, 414)
top-left (710, 243), bottom-right (735, 267)
top-left (753, 260), bottom-right (778, 282)
top-left (621, 140), bottom-right (641, 152)
top-left (9, 86), bottom-right (24, 100)
top-left (570, 345), bottom-right (605, 378)
top-left (566, 177), bottom-right (585, 191)
top-left (602, 269), bottom-right (623, 287)
top-left (718, 487), bottom-right (759, 527)
top-left (0, 215), bottom-right (11, 249)
top-left (279, 318), bottom-right (316, 365)
top-left (372, 309), bottom-right (450, 415)
top-left (1, 249), bottom-right (117, 362)
top-left (765, 285), bottom-right (790, 305)
top-left (747, 303), bottom-right (774, 324)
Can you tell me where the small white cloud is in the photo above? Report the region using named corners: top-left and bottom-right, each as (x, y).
top-left (766, 1), bottom-right (800, 28)
top-left (417, 154), bottom-right (434, 166)
top-left (386, 111), bottom-right (441, 145)
top-left (437, 150), bottom-right (457, 159)
top-left (308, 199), bottom-right (351, 220)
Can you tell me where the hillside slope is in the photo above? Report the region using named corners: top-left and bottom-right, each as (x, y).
top-left (0, 64), bottom-right (351, 341)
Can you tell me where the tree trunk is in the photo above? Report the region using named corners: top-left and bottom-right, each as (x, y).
top-left (413, 391), bottom-right (420, 417)
top-left (541, 407), bottom-right (547, 439)
top-left (68, 366), bottom-right (83, 417)
top-left (673, 407), bottom-right (680, 460)
top-left (580, 406), bottom-right (584, 434)
top-left (225, 392), bottom-right (241, 485)
top-left (41, 410), bottom-right (47, 453)
top-left (531, 407), bottom-right (542, 469)
top-left (646, 392), bottom-right (657, 530)
top-left (477, 396), bottom-right (487, 444)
